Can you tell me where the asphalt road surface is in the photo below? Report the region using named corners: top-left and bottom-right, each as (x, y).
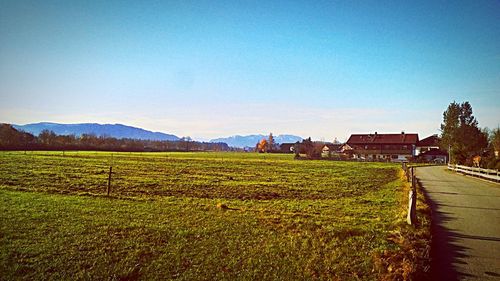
top-left (417, 166), bottom-right (500, 280)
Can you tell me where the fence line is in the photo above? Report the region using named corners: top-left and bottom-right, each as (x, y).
top-left (402, 163), bottom-right (417, 225)
top-left (447, 164), bottom-right (500, 182)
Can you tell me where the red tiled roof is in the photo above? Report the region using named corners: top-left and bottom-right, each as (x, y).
top-left (417, 135), bottom-right (440, 147)
top-left (347, 133), bottom-right (419, 145)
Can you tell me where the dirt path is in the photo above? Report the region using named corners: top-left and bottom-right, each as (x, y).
top-left (417, 166), bottom-right (500, 280)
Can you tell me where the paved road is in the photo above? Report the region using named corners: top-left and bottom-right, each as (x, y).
top-left (417, 166), bottom-right (500, 280)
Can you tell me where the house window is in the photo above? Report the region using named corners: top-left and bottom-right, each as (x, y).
top-left (391, 155), bottom-right (398, 159)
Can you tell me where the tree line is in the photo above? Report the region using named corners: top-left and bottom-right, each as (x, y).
top-left (0, 124), bottom-right (231, 152)
top-left (255, 133), bottom-right (279, 153)
top-left (440, 101), bottom-right (500, 169)
top-left (255, 134), bottom-right (326, 159)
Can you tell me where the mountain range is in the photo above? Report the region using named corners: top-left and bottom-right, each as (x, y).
top-left (11, 122), bottom-right (303, 147)
top-left (13, 122), bottom-right (180, 141)
top-left (209, 134), bottom-right (303, 148)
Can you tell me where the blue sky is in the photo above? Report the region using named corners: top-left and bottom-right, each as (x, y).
top-left (1, 0), bottom-right (499, 141)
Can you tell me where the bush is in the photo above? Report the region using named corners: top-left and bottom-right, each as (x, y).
top-left (486, 158), bottom-right (500, 170)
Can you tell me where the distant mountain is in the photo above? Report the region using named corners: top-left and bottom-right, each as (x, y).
top-left (210, 134), bottom-right (303, 148)
top-left (13, 122), bottom-right (180, 141)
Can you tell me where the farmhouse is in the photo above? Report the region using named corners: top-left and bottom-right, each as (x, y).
top-left (416, 134), bottom-right (448, 163)
top-left (415, 134), bottom-right (440, 155)
top-left (321, 143), bottom-right (342, 154)
top-left (419, 148), bottom-right (448, 163)
top-left (321, 143), bottom-right (355, 159)
top-left (279, 142), bottom-right (297, 153)
top-left (346, 132), bottom-right (419, 162)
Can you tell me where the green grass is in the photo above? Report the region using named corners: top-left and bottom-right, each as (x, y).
top-left (0, 151), bottom-right (410, 280)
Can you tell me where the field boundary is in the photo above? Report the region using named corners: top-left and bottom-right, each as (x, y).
top-left (407, 166), bottom-right (432, 279)
top-left (378, 166), bottom-right (431, 280)
top-left (447, 164), bottom-right (500, 183)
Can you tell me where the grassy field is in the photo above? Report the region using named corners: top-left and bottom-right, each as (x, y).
top-left (0, 151), bottom-right (426, 280)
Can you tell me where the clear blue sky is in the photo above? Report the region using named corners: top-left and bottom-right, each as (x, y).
top-left (1, 0), bottom-right (499, 141)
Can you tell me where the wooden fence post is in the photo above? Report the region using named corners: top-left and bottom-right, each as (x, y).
top-left (406, 164), bottom-right (410, 182)
top-left (407, 167), bottom-right (417, 225)
top-left (107, 166), bottom-right (112, 196)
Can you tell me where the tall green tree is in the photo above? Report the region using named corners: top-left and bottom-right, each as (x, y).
top-left (440, 101), bottom-right (488, 164)
top-left (267, 133), bottom-right (275, 152)
top-left (440, 102), bottom-right (460, 151)
top-left (491, 128), bottom-right (500, 158)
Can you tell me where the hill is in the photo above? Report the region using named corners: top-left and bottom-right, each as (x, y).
top-left (210, 134), bottom-right (302, 148)
top-left (13, 122), bottom-right (179, 141)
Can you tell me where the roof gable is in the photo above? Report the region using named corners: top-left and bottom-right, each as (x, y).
top-left (417, 135), bottom-right (440, 147)
top-left (323, 143), bottom-right (343, 150)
